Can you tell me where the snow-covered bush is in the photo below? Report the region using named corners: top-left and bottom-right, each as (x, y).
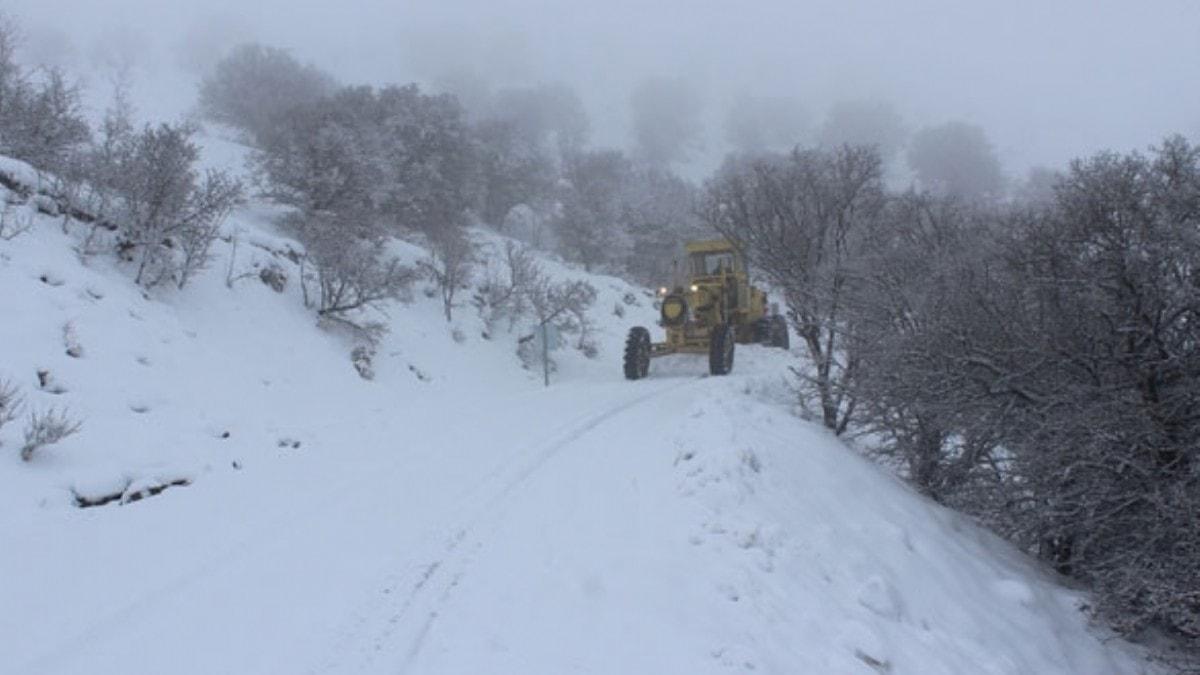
top-left (350, 345), bottom-right (374, 380)
top-left (289, 210), bottom-right (415, 318)
top-left (19, 407), bottom-right (80, 461)
top-left (0, 16), bottom-right (90, 176)
top-left (0, 202), bottom-right (32, 240)
top-left (0, 378), bottom-right (22, 441)
top-left (527, 276), bottom-right (598, 358)
top-left (472, 240), bottom-right (596, 357)
top-left (473, 241), bottom-right (538, 336)
top-left (258, 263), bottom-right (287, 293)
top-left (62, 321), bottom-right (82, 358)
top-left (103, 123), bottom-right (243, 289)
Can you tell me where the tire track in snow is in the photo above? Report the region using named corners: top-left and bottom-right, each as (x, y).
top-left (18, 423), bottom-right (437, 675)
top-left (320, 376), bottom-right (701, 674)
top-left (23, 378), bottom-right (668, 674)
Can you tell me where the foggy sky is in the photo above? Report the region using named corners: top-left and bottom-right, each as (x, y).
top-left (8, 0), bottom-right (1199, 181)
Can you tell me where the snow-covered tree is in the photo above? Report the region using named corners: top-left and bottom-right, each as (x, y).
top-left (619, 166), bottom-right (702, 285)
top-left (629, 76), bottom-right (703, 168)
top-left (420, 226), bottom-right (475, 322)
top-left (0, 16), bottom-right (89, 175)
top-left (907, 121), bottom-right (1005, 200)
top-left (702, 145), bottom-right (886, 434)
top-left (724, 95), bottom-right (810, 154)
top-left (198, 43), bottom-right (336, 145)
top-left (818, 99), bottom-right (906, 164)
top-left (555, 149), bottom-right (633, 272)
top-left (473, 116), bottom-right (558, 227)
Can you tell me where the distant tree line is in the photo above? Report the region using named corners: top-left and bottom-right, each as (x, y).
top-left (197, 41), bottom-right (706, 315)
top-left (704, 139), bottom-right (1200, 665)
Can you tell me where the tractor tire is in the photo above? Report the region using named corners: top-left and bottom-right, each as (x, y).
top-left (770, 315), bottom-right (790, 350)
top-left (623, 326), bottom-right (651, 380)
top-left (752, 317), bottom-right (772, 345)
top-left (709, 323), bottom-right (735, 376)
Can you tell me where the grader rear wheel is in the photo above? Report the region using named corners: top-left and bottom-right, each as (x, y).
top-left (623, 326), bottom-right (651, 380)
top-left (770, 315), bottom-right (790, 349)
top-left (753, 317), bottom-right (772, 345)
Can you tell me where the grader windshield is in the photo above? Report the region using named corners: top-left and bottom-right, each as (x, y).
top-left (690, 251), bottom-right (737, 277)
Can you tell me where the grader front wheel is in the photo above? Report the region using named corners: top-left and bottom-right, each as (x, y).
top-left (709, 323), bottom-right (735, 376)
top-left (623, 326), bottom-right (651, 380)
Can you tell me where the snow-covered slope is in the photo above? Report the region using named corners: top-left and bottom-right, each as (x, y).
top-left (0, 154), bottom-right (1158, 674)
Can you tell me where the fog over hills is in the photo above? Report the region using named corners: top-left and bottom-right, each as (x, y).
top-left (8, 0), bottom-right (1199, 181)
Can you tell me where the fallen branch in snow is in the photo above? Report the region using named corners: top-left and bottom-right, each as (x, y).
top-left (71, 477), bottom-right (192, 508)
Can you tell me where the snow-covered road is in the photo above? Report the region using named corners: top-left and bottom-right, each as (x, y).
top-left (11, 362), bottom-right (712, 674)
top-left (1, 205), bottom-right (1156, 674)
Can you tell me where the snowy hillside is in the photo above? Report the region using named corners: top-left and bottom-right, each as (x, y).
top-left (0, 153), bottom-right (1159, 674)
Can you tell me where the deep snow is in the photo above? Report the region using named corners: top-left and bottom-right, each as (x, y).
top-left (0, 152), bottom-right (1160, 674)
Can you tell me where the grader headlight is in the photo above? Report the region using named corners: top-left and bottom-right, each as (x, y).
top-left (660, 293), bottom-right (688, 326)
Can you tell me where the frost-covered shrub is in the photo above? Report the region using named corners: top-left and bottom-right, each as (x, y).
top-left (289, 210), bottom-right (415, 318)
top-left (0, 378), bottom-right (23, 441)
top-left (258, 263), bottom-right (287, 292)
top-left (350, 345), bottom-right (374, 380)
top-left (102, 123), bottom-right (243, 289)
top-left (62, 321), bottom-right (83, 358)
top-left (0, 202), bottom-right (32, 240)
top-left (473, 241), bottom-right (538, 335)
top-left (0, 16), bottom-right (90, 174)
top-left (20, 407), bottom-right (80, 461)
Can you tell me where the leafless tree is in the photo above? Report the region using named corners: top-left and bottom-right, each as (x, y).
top-left (472, 240), bottom-right (538, 334)
top-left (420, 226), bottom-right (475, 322)
top-left (287, 209), bottom-right (415, 318)
top-left (907, 121), bottom-right (1006, 200)
top-left (702, 145), bottom-right (885, 434)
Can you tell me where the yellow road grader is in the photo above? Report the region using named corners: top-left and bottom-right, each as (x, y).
top-left (623, 239), bottom-right (789, 379)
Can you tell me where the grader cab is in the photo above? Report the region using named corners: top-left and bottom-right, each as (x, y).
top-left (623, 239), bottom-right (789, 379)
